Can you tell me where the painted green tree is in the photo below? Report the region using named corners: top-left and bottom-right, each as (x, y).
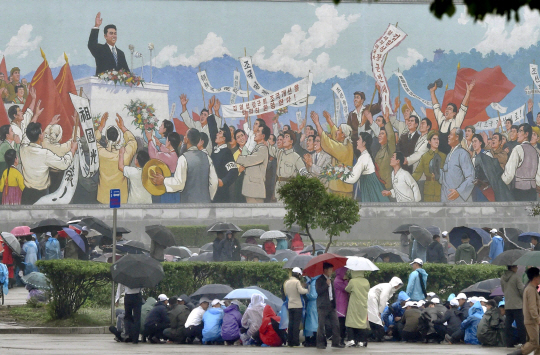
top-left (278, 175), bottom-right (360, 254)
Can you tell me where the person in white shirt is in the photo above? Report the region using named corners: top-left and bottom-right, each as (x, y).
top-left (242, 111), bottom-right (267, 156)
top-left (382, 152), bottom-right (421, 202)
top-left (185, 297), bottom-right (210, 343)
top-left (7, 86), bottom-right (42, 145)
top-left (118, 148), bottom-right (152, 204)
top-left (180, 94), bottom-right (222, 155)
top-left (20, 122), bottom-right (77, 205)
top-left (114, 284), bottom-right (143, 343)
top-left (150, 128), bottom-right (218, 203)
top-left (405, 117), bottom-right (431, 170)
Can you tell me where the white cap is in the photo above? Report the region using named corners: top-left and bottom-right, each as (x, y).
top-left (490, 228), bottom-right (498, 233)
top-left (292, 267), bottom-right (302, 275)
top-left (417, 300), bottom-right (426, 307)
top-left (468, 296), bottom-right (479, 304)
top-left (46, 232), bottom-right (52, 237)
top-left (442, 231), bottom-right (448, 236)
top-left (427, 292), bottom-right (436, 297)
top-left (450, 299), bottom-right (459, 306)
top-left (478, 297), bottom-right (488, 303)
top-left (403, 301), bottom-right (414, 308)
top-left (455, 293), bottom-right (467, 300)
top-left (82, 226), bottom-right (88, 232)
top-left (211, 299), bottom-right (223, 306)
top-left (431, 298), bottom-right (440, 304)
top-left (409, 258), bottom-right (423, 266)
top-left (158, 294), bottom-right (168, 302)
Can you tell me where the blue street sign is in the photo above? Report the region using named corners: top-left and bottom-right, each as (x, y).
top-left (110, 189), bottom-right (121, 208)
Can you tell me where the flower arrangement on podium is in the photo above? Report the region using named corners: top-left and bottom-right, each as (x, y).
top-left (321, 164), bottom-right (353, 181)
top-left (98, 69), bottom-right (144, 87)
top-left (125, 99), bottom-right (157, 133)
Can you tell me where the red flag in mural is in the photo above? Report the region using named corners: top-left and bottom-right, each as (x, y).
top-left (443, 66), bottom-right (514, 127)
top-left (0, 100), bottom-right (9, 126)
top-left (22, 49), bottom-right (71, 142)
top-left (54, 53), bottom-right (77, 138)
top-left (289, 120), bottom-right (298, 132)
top-left (237, 117), bottom-right (245, 129)
top-left (0, 56), bottom-right (7, 81)
top-left (173, 117), bottom-right (189, 136)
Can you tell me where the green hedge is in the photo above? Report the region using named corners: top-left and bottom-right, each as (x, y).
top-left (365, 263), bottom-right (506, 299)
top-left (167, 224), bottom-right (269, 247)
top-left (36, 260), bottom-right (505, 319)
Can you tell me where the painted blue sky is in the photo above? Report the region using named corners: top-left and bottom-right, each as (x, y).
top-left (2, 1), bottom-right (539, 82)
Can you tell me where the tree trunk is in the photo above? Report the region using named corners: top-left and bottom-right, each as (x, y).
top-left (305, 225), bottom-right (316, 256)
top-left (325, 235), bottom-right (333, 254)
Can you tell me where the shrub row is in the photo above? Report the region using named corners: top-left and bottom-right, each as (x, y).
top-left (37, 260), bottom-right (505, 319)
top-left (167, 224), bottom-right (269, 247)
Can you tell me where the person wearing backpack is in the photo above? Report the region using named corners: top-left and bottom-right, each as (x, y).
top-left (406, 258), bottom-right (428, 301)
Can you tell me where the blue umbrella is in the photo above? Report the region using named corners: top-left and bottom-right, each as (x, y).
top-left (471, 228), bottom-right (491, 245)
top-left (224, 288), bottom-right (267, 300)
top-left (449, 226), bottom-right (483, 251)
top-left (246, 286), bottom-right (283, 312)
top-left (62, 227), bottom-right (85, 252)
top-left (518, 232), bottom-right (540, 244)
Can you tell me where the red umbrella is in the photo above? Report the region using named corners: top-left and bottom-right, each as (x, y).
top-left (302, 253), bottom-right (348, 277)
top-left (11, 226), bottom-right (31, 237)
top-left (58, 227), bottom-right (82, 238)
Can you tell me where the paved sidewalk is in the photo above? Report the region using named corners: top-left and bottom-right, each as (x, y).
top-left (2, 286), bottom-right (28, 306)
top-left (0, 334), bottom-right (513, 354)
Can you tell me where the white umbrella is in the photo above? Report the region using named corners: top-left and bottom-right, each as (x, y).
top-left (260, 230), bottom-right (287, 240)
top-left (345, 256), bottom-right (379, 271)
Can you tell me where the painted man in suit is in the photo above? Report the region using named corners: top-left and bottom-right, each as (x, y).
top-left (304, 135), bottom-right (331, 180)
top-left (88, 12), bottom-right (130, 76)
top-left (439, 128), bottom-right (475, 202)
top-left (236, 125), bottom-right (270, 203)
top-left (211, 124), bottom-right (238, 202)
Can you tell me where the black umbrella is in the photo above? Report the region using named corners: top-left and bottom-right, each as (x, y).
top-left (245, 286), bottom-right (283, 313)
top-left (426, 226), bottom-right (441, 237)
top-left (117, 240), bottom-right (149, 254)
top-left (393, 224), bottom-right (418, 234)
top-left (241, 229), bottom-right (266, 238)
top-left (273, 250), bottom-right (297, 261)
top-left (281, 225), bottom-right (307, 235)
top-left (300, 243), bottom-right (325, 254)
top-left (207, 222), bottom-right (242, 233)
top-left (1, 232), bottom-right (21, 255)
top-left (78, 217), bottom-right (113, 237)
top-left (30, 218), bottom-right (67, 234)
top-left (145, 225), bottom-right (176, 247)
top-left (449, 226), bottom-right (484, 251)
top-left (492, 249), bottom-right (528, 266)
top-left (476, 246), bottom-right (491, 263)
top-left (188, 252), bottom-right (214, 262)
top-left (111, 254), bottom-right (164, 288)
top-left (116, 227), bottom-right (131, 235)
top-left (200, 242), bottom-right (213, 253)
top-left (165, 246), bottom-right (192, 259)
top-left (190, 284), bottom-right (233, 300)
top-left (283, 255), bottom-right (313, 269)
top-left (358, 245), bottom-right (386, 260)
top-left (409, 226), bottom-right (433, 248)
top-left (335, 248), bottom-right (361, 257)
top-left (461, 278), bottom-right (501, 296)
top-left (241, 245), bottom-right (270, 261)
top-left (502, 228), bottom-right (528, 250)
top-left (378, 248), bottom-right (410, 263)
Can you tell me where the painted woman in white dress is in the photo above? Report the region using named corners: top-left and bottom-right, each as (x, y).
top-left (344, 132), bottom-right (389, 202)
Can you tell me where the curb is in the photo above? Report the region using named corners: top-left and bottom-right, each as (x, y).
top-left (0, 326), bottom-right (109, 334)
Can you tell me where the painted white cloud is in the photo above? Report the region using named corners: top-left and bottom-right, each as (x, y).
top-left (253, 4), bottom-right (360, 82)
top-left (396, 48), bottom-right (424, 70)
top-left (153, 32), bottom-right (230, 68)
top-left (458, 9), bottom-right (470, 25)
top-left (0, 24), bottom-right (42, 58)
top-left (474, 8), bottom-right (540, 55)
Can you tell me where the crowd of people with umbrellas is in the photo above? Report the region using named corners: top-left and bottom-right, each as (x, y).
top-left (5, 219), bottom-right (540, 353)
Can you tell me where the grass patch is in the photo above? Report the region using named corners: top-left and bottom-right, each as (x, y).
top-left (6, 305), bottom-right (111, 327)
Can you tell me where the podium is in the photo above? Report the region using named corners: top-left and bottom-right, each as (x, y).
top-left (73, 76), bottom-right (170, 136)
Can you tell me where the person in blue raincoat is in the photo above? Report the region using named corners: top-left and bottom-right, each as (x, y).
top-left (488, 229), bottom-right (504, 262)
top-left (406, 259), bottom-right (428, 301)
top-left (22, 236), bottom-right (38, 274)
top-left (44, 232), bottom-right (61, 260)
top-left (461, 301), bottom-right (484, 345)
top-left (0, 263), bottom-right (9, 296)
top-left (276, 239), bottom-right (288, 250)
top-left (304, 275), bottom-right (320, 347)
top-left (382, 291), bottom-right (410, 338)
top-left (202, 299), bottom-right (225, 344)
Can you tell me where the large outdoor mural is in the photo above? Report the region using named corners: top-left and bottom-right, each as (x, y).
top-left (1, 0), bottom-right (540, 205)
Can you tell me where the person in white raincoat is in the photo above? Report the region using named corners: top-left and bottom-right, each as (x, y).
top-left (367, 276), bottom-right (403, 341)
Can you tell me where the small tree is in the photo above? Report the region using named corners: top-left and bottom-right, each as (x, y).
top-left (278, 175), bottom-right (327, 254)
top-left (319, 193), bottom-right (360, 253)
top-left (278, 175), bottom-right (360, 254)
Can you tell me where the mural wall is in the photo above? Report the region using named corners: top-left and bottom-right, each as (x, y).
top-left (1, 0), bottom-right (540, 205)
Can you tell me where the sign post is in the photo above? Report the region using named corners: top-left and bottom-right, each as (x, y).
top-left (110, 189), bottom-right (121, 325)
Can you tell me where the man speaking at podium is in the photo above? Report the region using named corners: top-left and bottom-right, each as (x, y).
top-left (88, 12), bottom-right (130, 76)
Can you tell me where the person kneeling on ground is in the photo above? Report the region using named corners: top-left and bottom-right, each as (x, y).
top-left (163, 296), bottom-right (191, 344)
top-left (401, 301), bottom-right (423, 342)
top-left (241, 293), bottom-right (265, 346)
top-left (477, 299), bottom-right (505, 347)
top-left (257, 304), bottom-right (287, 346)
top-left (222, 300), bottom-right (243, 345)
top-left (435, 299), bottom-right (462, 344)
top-left (202, 299), bottom-right (225, 344)
top-left (420, 298), bottom-right (446, 343)
top-left (143, 294), bottom-right (170, 343)
top-left (461, 301), bottom-right (484, 345)
top-left (184, 297), bottom-right (210, 344)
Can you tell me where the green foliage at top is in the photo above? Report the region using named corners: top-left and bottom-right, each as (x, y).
top-left (167, 224), bottom-right (269, 247)
top-left (36, 259), bottom-right (111, 320)
top-left (278, 175), bottom-right (360, 253)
